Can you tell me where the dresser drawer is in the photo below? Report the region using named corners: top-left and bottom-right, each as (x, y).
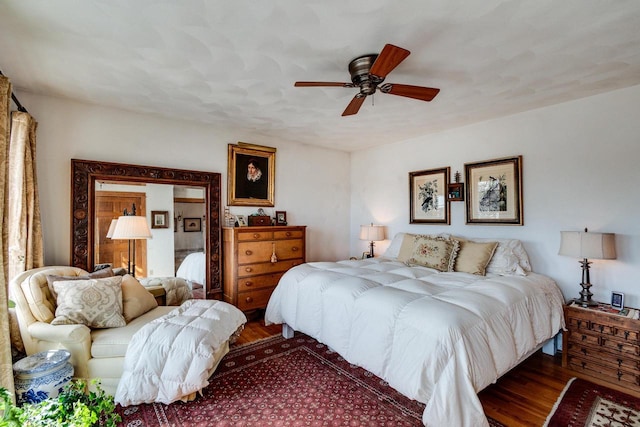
top-left (236, 230), bottom-right (274, 242)
top-left (237, 272), bottom-right (285, 292)
top-left (237, 288), bottom-right (275, 311)
top-left (567, 354), bottom-right (640, 389)
top-left (274, 229), bottom-right (304, 239)
top-left (238, 240), bottom-right (304, 264)
top-left (237, 259), bottom-right (302, 278)
top-left (567, 343), bottom-right (640, 371)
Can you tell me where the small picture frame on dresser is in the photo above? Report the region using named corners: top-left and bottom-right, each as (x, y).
top-left (611, 291), bottom-right (624, 309)
top-left (275, 211), bottom-right (287, 225)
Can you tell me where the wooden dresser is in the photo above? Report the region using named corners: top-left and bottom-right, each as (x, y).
top-left (222, 225), bottom-right (306, 311)
top-left (563, 303), bottom-right (640, 393)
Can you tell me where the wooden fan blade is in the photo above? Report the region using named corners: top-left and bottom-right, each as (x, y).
top-left (295, 81), bottom-right (352, 87)
top-left (380, 83), bottom-right (440, 101)
top-left (342, 94), bottom-right (366, 116)
top-left (369, 44), bottom-right (410, 79)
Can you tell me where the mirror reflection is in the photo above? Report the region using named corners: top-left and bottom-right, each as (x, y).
top-left (94, 180), bottom-right (206, 299)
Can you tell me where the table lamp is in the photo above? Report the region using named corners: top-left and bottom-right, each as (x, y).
top-left (111, 204), bottom-right (152, 277)
top-left (359, 223), bottom-right (385, 258)
top-left (558, 228), bottom-right (616, 307)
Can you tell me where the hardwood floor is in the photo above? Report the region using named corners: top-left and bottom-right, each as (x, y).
top-left (236, 316), bottom-right (574, 427)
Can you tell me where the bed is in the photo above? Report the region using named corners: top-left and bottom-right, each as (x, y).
top-left (265, 233), bottom-right (566, 427)
top-left (176, 251), bottom-right (206, 298)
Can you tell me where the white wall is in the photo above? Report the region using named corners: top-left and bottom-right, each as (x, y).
top-left (23, 93), bottom-right (352, 267)
top-left (351, 84), bottom-right (640, 308)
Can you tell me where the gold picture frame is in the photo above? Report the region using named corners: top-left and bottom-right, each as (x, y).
top-left (227, 143), bottom-right (276, 207)
top-left (409, 167), bottom-right (450, 224)
top-left (465, 155), bottom-right (523, 225)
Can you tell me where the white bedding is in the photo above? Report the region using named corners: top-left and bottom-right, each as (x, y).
top-left (176, 251), bottom-right (206, 286)
top-left (265, 258), bottom-right (565, 427)
top-left (115, 299), bottom-right (247, 406)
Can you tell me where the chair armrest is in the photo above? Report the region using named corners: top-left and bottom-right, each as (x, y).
top-left (27, 322), bottom-right (93, 379)
top-left (28, 322), bottom-right (91, 344)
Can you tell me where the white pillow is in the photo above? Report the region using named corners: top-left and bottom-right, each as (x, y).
top-left (469, 238), bottom-right (531, 275)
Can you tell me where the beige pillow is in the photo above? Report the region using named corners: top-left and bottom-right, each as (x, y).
top-left (52, 276), bottom-right (126, 328)
top-left (121, 274), bottom-right (158, 322)
top-left (454, 240), bottom-right (498, 275)
top-left (46, 267), bottom-right (115, 300)
top-left (397, 234), bottom-right (460, 272)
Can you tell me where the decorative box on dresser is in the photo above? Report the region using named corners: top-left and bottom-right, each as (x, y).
top-left (563, 302), bottom-right (640, 394)
top-left (223, 225), bottom-right (306, 312)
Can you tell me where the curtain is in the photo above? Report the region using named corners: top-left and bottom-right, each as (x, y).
top-left (0, 75), bottom-right (44, 399)
top-left (0, 75), bottom-right (14, 398)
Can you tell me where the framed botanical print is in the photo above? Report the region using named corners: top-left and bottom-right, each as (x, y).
top-left (465, 155), bottom-right (523, 225)
top-left (151, 211), bottom-right (169, 229)
top-left (409, 167), bottom-right (450, 224)
top-left (228, 143), bottom-right (276, 207)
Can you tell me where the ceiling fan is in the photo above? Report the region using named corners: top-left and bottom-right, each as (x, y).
top-left (294, 44), bottom-right (440, 116)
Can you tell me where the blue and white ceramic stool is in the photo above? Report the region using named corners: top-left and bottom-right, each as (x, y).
top-left (13, 349), bottom-right (74, 405)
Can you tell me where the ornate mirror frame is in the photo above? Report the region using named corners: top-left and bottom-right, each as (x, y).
top-left (70, 159), bottom-right (222, 299)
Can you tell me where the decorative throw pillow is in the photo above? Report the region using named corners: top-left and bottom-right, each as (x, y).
top-left (453, 240), bottom-right (499, 275)
top-left (121, 274), bottom-right (158, 322)
top-left (46, 267), bottom-right (115, 300)
top-left (397, 234), bottom-right (459, 272)
top-left (52, 276), bottom-right (126, 328)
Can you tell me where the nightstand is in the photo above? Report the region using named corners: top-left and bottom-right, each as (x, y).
top-left (563, 302), bottom-right (640, 393)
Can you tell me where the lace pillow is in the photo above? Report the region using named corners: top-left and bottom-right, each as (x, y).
top-left (52, 276), bottom-right (126, 328)
top-left (397, 234), bottom-right (459, 272)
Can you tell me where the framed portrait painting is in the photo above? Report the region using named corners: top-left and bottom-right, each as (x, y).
top-left (228, 143), bottom-right (276, 207)
top-left (465, 155), bottom-right (523, 225)
top-left (409, 167), bottom-right (450, 224)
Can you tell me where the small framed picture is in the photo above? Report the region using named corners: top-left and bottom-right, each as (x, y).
top-left (276, 211), bottom-right (287, 225)
top-left (448, 183), bottom-right (464, 202)
top-left (151, 211), bottom-right (169, 229)
top-left (611, 291), bottom-right (624, 309)
top-left (236, 215), bottom-right (247, 227)
top-left (184, 217), bottom-right (202, 232)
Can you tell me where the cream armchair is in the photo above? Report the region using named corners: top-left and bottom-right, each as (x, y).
top-left (10, 266), bottom-right (179, 394)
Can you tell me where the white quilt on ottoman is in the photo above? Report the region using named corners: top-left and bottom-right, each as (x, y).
top-left (115, 299), bottom-right (246, 405)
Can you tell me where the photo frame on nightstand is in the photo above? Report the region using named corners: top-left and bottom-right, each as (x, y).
top-left (611, 291), bottom-right (624, 309)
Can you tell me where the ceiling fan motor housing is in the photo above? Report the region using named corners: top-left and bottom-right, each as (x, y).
top-left (348, 54), bottom-right (381, 95)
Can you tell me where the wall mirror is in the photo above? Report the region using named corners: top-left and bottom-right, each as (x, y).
top-left (71, 159), bottom-right (222, 299)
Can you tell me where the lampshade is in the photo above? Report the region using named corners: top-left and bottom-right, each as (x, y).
top-left (111, 216), bottom-right (152, 240)
top-left (359, 224), bottom-right (385, 242)
top-left (106, 219), bottom-right (118, 238)
top-left (558, 231), bottom-right (616, 260)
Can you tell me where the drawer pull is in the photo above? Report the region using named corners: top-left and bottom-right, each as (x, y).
top-left (618, 343), bottom-right (624, 351)
top-left (581, 334), bottom-right (587, 341)
top-left (244, 281), bottom-right (253, 287)
top-left (245, 297), bottom-right (253, 303)
top-left (285, 232), bottom-right (292, 237)
top-left (625, 331), bottom-right (630, 340)
top-left (581, 361), bottom-right (586, 369)
top-left (581, 348), bottom-right (587, 355)
top-left (291, 247), bottom-right (299, 252)
top-left (245, 267), bottom-right (253, 273)
top-left (618, 371), bottom-right (623, 381)
top-left (577, 320), bottom-right (582, 328)
top-left (599, 337), bottom-right (607, 346)
top-left (253, 233), bottom-right (260, 239)
top-left (245, 250), bottom-right (253, 255)
top-left (599, 325), bottom-right (605, 333)
top-left (618, 358), bottom-right (623, 367)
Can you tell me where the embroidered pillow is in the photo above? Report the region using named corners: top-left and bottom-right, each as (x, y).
top-left (397, 234), bottom-right (459, 272)
top-left (52, 276), bottom-right (126, 328)
top-left (121, 274), bottom-right (158, 322)
top-left (453, 240), bottom-right (499, 275)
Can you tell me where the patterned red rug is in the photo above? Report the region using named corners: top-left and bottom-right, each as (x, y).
top-left (116, 333), bottom-right (504, 426)
top-left (544, 377), bottom-right (640, 426)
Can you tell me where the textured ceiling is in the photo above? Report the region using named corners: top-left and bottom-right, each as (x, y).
top-left (1, 0), bottom-right (639, 152)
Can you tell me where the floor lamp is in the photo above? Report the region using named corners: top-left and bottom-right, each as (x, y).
top-left (110, 205), bottom-right (152, 277)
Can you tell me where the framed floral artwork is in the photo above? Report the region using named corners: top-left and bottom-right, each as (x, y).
top-left (409, 167), bottom-right (450, 224)
top-left (464, 155), bottom-right (523, 225)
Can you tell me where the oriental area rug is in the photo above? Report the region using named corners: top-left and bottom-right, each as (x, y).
top-left (116, 333), bottom-right (505, 427)
top-left (544, 377), bottom-right (640, 427)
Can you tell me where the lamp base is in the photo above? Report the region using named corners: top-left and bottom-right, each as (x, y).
top-left (576, 282), bottom-right (598, 307)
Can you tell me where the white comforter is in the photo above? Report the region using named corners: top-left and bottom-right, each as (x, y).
top-left (115, 299), bottom-right (247, 406)
top-left (265, 258), bottom-right (565, 427)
